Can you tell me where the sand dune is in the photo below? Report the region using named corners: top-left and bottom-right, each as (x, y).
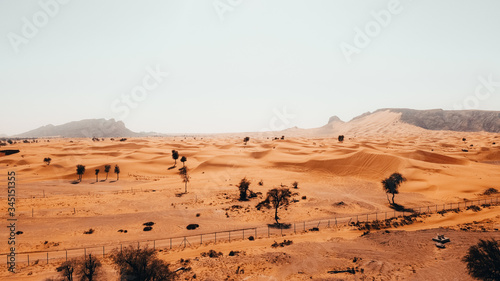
top-left (0, 127), bottom-right (499, 280)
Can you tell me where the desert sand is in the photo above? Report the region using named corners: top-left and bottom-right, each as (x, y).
top-left (1, 115), bottom-right (500, 280)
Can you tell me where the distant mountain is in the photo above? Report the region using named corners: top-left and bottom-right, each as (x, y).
top-left (319, 108), bottom-right (500, 135)
top-left (378, 108), bottom-right (500, 133)
top-left (14, 119), bottom-right (143, 138)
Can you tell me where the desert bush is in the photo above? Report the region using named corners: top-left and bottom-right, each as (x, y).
top-left (463, 239), bottom-right (500, 280)
top-left (143, 222), bottom-right (155, 226)
top-left (143, 226), bottom-right (153, 231)
top-left (186, 224), bottom-right (199, 230)
top-left (466, 205), bottom-right (482, 212)
top-left (338, 135), bottom-right (344, 142)
top-left (483, 188), bottom-right (499, 195)
top-left (112, 246), bottom-right (175, 281)
top-left (243, 136), bottom-right (250, 145)
top-left (201, 250), bottom-right (222, 258)
top-left (237, 177), bottom-right (251, 201)
top-left (258, 180), bottom-right (263, 186)
top-left (248, 236), bottom-right (255, 241)
top-left (271, 240), bottom-right (293, 248)
top-left (44, 157), bottom-right (52, 165)
top-left (83, 229), bottom-right (94, 235)
top-left (292, 181), bottom-right (298, 189)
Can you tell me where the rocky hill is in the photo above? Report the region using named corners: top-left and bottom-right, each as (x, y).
top-left (14, 119), bottom-right (141, 138)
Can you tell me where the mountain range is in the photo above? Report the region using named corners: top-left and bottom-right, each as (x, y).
top-left (5, 109), bottom-right (500, 138)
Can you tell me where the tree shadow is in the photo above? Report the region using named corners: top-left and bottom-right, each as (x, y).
top-left (168, 166), bottom-right (176, 170)
top-left (389, 203), bottom-right (415, 213)
top-left (268, 223), bottom-right (291, 229)
top-left (100, 180), bottom-right (106, 182)
top-left (109, 180), bottom-right (117, 183)
top-left (71, 180), bottom-right (80, 184)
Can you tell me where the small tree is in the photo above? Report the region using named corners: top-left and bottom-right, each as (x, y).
top-left (237, 177), bottom-right (251, 201)
top-left (44, 157), bottom-right (52, 165)
top-left (292, 181), bottom-right (298, 189)
top-left (94, 169), bottom-right (100, 182)
top-left (56, 259), bottom-right (76, 281)
top-left (104, 165), bottom-right (111, 180)
top-left (463, 239), bottom-right (500, 280)
top-left (180, 156), bottom-right (187, 167)
top-left (111, 246), bottom-right (175, 281)
top-left (338, 135), bottom-right (344, 142)
top-left (257, 188), bottom-right (292, 225)
top-left (114, 165), bottom-right (120, 180)
top-left (244, 137), bottom-right (250, 145)
top-left (382, 172), bottom-right (406, 205)
top-left (172, 150), bottom-right (179, 166)
top-left (79, 254), bottom-right (101, 281)
top-left (179, 166), bottom-right (190, 193)
top-left (76, 165), bottom-right (85, 182)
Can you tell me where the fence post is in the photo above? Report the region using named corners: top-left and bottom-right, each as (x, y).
top-left (103, 246), bottom-right (105, 257)
top-left (170, 238), bottom-right (172, 249)
top-left (229, 231), bottom-right (231, 242)
top-left (255, 228), bottom-right (257, 239)
top-left (28, 254), bottom-right (29, 266)
top-left (294, 223), bottom-right (296, 233)
top-left (243, 229), bottom-right (245, 240)
top-left (121, 244), bottom-right (122, 254)
top-left (84, 248), bottom-right (86, 258)
top-left (303, 221), bottom-right (305, 231)
top-left (328, 220), bottom-right (330, 227)
top-left (280, 225), bottom-right (283, 236)
top-left (47, 252), bottom-right (49, 264)
top-left (154, 240), bottom-right (156, 250)
top-left (268, 226), bottom-right (270, 238)
top-left (335, 217), bottom-right (337, 227)
top-left (66, 250), bottom-right (67, 261)
top-left (200, 234), bottom-right (203, 245)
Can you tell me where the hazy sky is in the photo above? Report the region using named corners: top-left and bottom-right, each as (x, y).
top-left (1, 0), bottom-right (500, 135)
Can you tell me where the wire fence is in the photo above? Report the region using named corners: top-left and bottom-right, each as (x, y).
top-left (3, 195), bottom-right (499, 269)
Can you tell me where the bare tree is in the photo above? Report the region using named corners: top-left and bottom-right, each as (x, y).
top-left (257, 188), bottom-right (292, 225)
top-left (79, 254), bottom-right (101, 281)
top-left (56, 259), bottom-right (76, 281)
top-left (180, 156), bottom-right (187, 167)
